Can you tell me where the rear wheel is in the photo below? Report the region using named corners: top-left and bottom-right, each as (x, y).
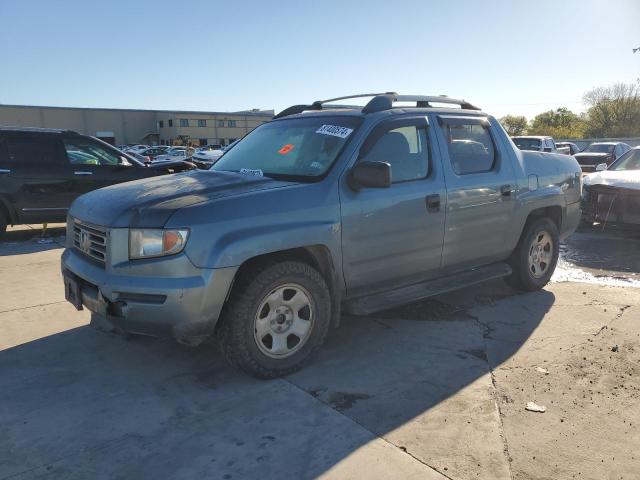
top-left (506, 217), bottom-right (559, 291)
top-left (217, 261), bottom-right (332, 379)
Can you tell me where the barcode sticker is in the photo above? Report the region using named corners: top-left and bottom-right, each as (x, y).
top-left (316, 125), bottom-right (353, 139)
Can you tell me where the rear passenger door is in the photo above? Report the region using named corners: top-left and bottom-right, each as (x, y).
top-left (340, 116), bottom-right (446, 297)
top-left (434, 115), bottom-right (517, 272)
top-left (0, 132), bottom-right (71, 223)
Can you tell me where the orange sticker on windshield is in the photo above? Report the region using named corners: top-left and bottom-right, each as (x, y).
top-left (278, 144), bottom-right (294, 155)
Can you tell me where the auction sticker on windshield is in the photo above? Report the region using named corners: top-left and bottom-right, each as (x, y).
top-left (316, 125), bottom-right (353, 139)
top-left (240, 168), bottom-right (264, 177)
top-left (278, 144), bottom-right (294, 155)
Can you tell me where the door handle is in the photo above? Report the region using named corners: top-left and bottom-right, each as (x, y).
top-left (0, 169), bottom-right (10, 174)
top-left (74, 171), bottom-right (93, 176)
top-left (426, 194), bottom-right (441, 213)
top-left (500, 184), bottom-right (514, 197)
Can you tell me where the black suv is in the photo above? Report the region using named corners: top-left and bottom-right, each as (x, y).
top-left (0, 127), bottom-right (194, 234)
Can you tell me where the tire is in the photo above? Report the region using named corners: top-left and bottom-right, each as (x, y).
top-left (506, 217), bottom-right (560, 292)
top-left (217, 260), bottom-right (332, 379)
top-left (0, 213), bottom-right (6, 240)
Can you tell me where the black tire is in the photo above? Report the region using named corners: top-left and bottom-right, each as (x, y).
top-left (506, 217), bottom-right (560, 292)
top-left (0, 213), bottom-right (6, 240)
top-left (217, 260), bottom-right (332, 379)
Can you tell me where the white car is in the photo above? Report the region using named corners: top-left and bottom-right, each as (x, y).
top-left (152, 147), bottom-right (194, 163)
top-left (124, 144), bottom-right (150, 153)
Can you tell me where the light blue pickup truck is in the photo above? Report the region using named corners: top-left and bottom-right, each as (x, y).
top-left (62, 93), bottom-right (582, 377)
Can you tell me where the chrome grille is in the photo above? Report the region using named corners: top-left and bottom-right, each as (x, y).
top-left (73, 221), bottom-right (107, 264)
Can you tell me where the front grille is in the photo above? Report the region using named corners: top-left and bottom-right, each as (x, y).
top-left (73, 221), bottom-right (107, 265)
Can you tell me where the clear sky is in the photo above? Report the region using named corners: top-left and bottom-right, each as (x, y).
top-left (1, 0), bottom-right (638, 119)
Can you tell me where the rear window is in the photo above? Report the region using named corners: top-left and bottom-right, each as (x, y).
top-left (513, 138), bottom-right (542, 151)
top-left (3, 134), bottom-right (61, 165)
top-left (444, 123), bottom-right (496, 175)
top-left (585, 144), bottom-right (614, 154)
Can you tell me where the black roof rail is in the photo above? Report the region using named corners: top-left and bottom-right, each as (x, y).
top-left (273, 92), bottom-right (398, 119)
top-left (362, 94), bottom-right (480, 113)
top-left (273, 93), bottom-right (480, 119)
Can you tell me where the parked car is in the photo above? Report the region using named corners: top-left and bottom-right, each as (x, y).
top-left (191, 148), bottom-right (224, 168)
top-left (512, 136), bottom-right (570, 154)
top-left (123, 144), bottom-right (149, 153)
top-left (153, 147), bottom-right (194, 163)
top-left (137, 146), bottom-right (169, 161)
top-left (0, 127), bottom-right (195, 234)
top-left (555, 142), bottom-right (581, 155)
top-left (581, 147), bottom-right (640, 227)
top-left (127, 151), bottom-right (152, 164)
top-left (574, 142), bottom-right (631, 172)
top-left (61, 93), bottom-right (581, 378)
top-left (196, 144), bottom-right (222, 152)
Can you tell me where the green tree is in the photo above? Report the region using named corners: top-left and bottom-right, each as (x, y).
top-left (583, 80), bottom-right (640, 137)
top-left (499, 115), bottom-right (528, 136)
top-left (527, 107), bottom-right (586, 139)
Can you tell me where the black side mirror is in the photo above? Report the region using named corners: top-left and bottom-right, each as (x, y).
top-left (348, 161), bottom-right (391, 190)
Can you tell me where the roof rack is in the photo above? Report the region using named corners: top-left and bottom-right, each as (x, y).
top-left (273, 93), bottom-right (480, 119)
top-left (273, 92), bottom-right (397, 119)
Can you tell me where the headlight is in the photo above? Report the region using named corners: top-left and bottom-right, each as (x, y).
top-left (129, 229), bottom-right (189, 259)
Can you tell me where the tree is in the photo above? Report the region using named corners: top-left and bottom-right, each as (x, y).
top-left (583, 80), bottom-right (640, 137)
top-left (499, 115), bottom-right (528, 136)
top-left (527, 107), bottom-right (586, 139)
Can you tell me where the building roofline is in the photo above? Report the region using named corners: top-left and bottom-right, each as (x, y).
top-left (0, 103), bottom-right (274, 117)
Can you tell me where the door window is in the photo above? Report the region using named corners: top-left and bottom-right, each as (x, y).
top-left (443, 123), bottom-right (496, 175)
top-left (360, 125), bottom-right (429, 183)
top-left (5, 134), bottom-right (61, 165)
top-left (63, 137), bottom-right (126, 166)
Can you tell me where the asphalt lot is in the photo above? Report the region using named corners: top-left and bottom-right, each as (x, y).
top-left (1, 224), bottom-right (639, 480)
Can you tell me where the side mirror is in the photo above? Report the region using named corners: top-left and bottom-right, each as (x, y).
top-left (595, 163), bottom-right (608, 171)
top-left (348, 161), bottom-right (391, 190)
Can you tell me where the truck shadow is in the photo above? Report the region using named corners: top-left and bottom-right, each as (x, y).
top-left (0, 225), bottom-right (66, 256)
top-left (0, 281), bottom-right (553, 479)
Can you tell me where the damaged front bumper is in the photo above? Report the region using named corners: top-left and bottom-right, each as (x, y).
top-left (61, 248), bottom-right (237, 345)
top-left (581, 184), bottom-right (640, 227)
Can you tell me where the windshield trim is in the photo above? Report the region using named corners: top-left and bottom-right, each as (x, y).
top-left (210, 115), bottom-right (364, 181)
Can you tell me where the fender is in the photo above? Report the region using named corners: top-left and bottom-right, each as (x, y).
top-left (185, 219), bottom-right (342, 271)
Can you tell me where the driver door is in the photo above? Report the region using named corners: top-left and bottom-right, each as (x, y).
top-left (340, 116), bottom-right (446, 297)
top-left (61, 135), bottom-right (151, 201)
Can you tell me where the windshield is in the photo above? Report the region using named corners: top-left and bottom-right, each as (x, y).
top-left (513, 138), bottom-right (541, 151)
top-left (609, 149), bottom-right (640, 171)
top-left (211, 116), bottom-right (361, 179)
top-left (585, 143), bottom-right (614, 153)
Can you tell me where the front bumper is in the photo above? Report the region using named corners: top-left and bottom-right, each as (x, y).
top-left (61, 248), bottom-right (237, 345)
top-left (581, 185), bottom-right (640, 227)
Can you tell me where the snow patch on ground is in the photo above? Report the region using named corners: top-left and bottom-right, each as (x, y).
top-left (552, 258), bottom-right (640, 288)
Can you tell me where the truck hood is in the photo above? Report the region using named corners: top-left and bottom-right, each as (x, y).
top-left (69, 170), bottom-right (296, 228)
top-left (584, 170), bottom-right (640, 190)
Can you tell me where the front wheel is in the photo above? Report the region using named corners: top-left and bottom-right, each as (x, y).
top-left (506, 217), bottom-right (560, 291)
top-left (0, 215), bottom-right (6, 240)
top-left (217, 261), bottom-right (332, 378)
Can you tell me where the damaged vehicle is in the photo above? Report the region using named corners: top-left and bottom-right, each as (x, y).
top-left (61, 93), bottom-right (582, 378)
top-left (0, 127), bottom-right (195, 234)
top-left (582, 147), bottom-right (640, 228)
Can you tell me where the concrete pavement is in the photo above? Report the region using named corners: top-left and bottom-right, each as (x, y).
top-left (1, 225), bottom-right (639, 480)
